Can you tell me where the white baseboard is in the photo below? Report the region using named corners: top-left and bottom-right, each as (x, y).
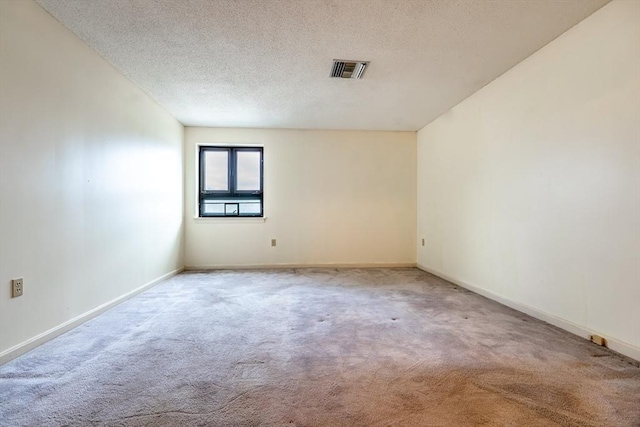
top-left (417, 264), bottom-right (640, 362)
top-left (185, 262), bottom-right (417, 270)
top-left (0, 267), bottom-right (184, 366)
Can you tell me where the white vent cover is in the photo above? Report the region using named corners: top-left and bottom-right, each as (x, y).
top-left (330, 60), bottom-right (369, 79)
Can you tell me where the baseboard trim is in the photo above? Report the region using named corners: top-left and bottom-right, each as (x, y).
top-left (0, 267), bottom-right (184, 366)
top-left (184, 262), bottom-right (416, 270)
top-left (417, 264), bottom-right (640, 362)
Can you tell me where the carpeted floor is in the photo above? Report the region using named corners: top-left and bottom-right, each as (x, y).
top-left (1, 268), bottom-right (639, 426)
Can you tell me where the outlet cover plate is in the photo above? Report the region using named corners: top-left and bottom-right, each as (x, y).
top-left (11, 278), bottom-right (23, 298)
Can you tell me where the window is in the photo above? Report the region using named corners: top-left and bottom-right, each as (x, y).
top-left (198, 146), bottom-right (263, 217)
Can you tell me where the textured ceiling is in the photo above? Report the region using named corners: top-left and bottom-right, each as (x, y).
top-left (36, 0), bottom-right (609, 131)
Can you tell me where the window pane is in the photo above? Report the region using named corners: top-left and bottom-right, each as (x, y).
top-left (202, 201), bottom-right (224, 215)
top-left (239, 200), bottom-right (261, 215)
top-left (225, 203), bottom-right (239, 215)
top-left (204, 151), bottom-right (228, 191)
top-left (236, 151), bottom-right (261, 191)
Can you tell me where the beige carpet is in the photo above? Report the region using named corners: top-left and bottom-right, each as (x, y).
top-left (1, 268), bottom-right (638, 426)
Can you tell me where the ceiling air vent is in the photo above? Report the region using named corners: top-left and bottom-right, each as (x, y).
top-left (330, 60), bottom-right (369, 79)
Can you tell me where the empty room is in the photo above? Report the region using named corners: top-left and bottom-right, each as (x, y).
top-left (1, 0), bottom-right (639, 425)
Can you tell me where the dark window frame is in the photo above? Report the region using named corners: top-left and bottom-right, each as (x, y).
top-left (198, 146), bottom-right (264, 217)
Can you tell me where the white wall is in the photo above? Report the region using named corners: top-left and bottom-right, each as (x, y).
top-left (0, 1), bottom-right (184, 359)
top-left (417, 0), bottom-right (639, 359)
top-left (185, 127), bottom-right (416, 268)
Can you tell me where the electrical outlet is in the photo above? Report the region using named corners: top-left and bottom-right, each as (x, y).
top-left (271, 239), bottom-right (277, 247)
top-left (11, 278), bottom-right (23, 298)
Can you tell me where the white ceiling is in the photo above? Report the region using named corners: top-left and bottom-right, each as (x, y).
top-left (36, 0), bottom-right (609, 131)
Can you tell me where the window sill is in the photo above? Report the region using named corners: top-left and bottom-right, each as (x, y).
top-left (192, 216), bottom-right (267, 223)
